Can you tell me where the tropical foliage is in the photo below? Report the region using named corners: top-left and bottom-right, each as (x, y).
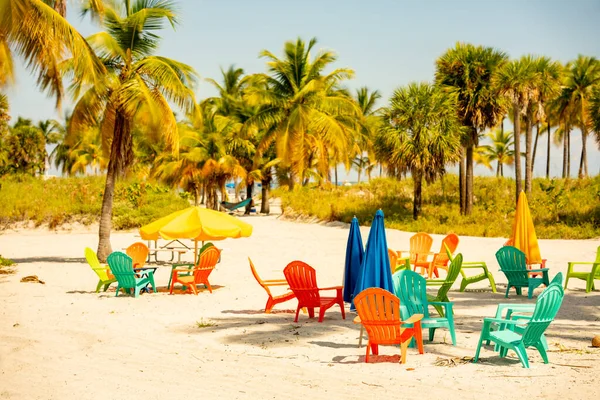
top-left (2, 0), bottom-right (600, 241)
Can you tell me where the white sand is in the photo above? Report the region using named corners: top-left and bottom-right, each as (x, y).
top-left (0, 209), bottom-right (599, 400)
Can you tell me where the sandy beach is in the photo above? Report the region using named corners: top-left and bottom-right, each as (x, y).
top-left (1, 209), bottom-right (599, 400)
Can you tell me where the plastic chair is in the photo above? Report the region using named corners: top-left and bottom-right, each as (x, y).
top-left (564, 246), bottom-right (600, 293)
top-left (85, 247), bottom-right (117, 293)
top-left (496, 246), bottom-right (549, 298)
top-left (248, 258), bottom-right (295, 313)
top-left (426, 253), bottom-right (463, 317)
top-left (126, 242), bottom-right (149, 269)
top-left (425, 233), bottom-right (459, 278)
top-left (283, 261), bottom-right (345, 323)
top-left (398, 233), bottom-right (433, 272)
top-left (107, 252), bottom-right (156, 298)
top-left (170, 246), bottom-right (221, 294)
top-left (354, 288), bottom-right (424, 363)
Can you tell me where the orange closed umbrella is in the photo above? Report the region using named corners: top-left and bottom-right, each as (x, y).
top-left (511, 191), bottom-right (542, 264)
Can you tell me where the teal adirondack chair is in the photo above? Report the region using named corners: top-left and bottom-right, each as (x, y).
top-left (474, 279), bottom-right (565, 368)
top-left (426, 253), bottom-right (463, 317)
top-left (85, 247), bottom-right (117, 292)
top-left (107, 252), bottom-right (156, 298)
top-left (393, 269), bottom-right (457, 346)
top-left (496, 246), bottom-right (549, 299)
top-left (564, 246), bottom-right (600, 293)
top-left (488, 273), bottom-right (563, 353)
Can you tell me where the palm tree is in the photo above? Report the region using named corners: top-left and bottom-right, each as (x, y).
top-left (378, 82), bottom-right (463, 219)
top-left (0, 0), bottom-right (105, 109)
top-left (476, 128), bottom-right (514, 177)
top-left (590, 88), bottom-right (600, 147)
top-left (565, 56), bottom-right (600, 178)
top-left (494, 57), bottom-right (540, 200)
top-left (435, 42), bottom-right (507, 215)
top-left (352, 87), bottom-right (381, 183)
top-left (68, 0), bottom-right (198, 260)
top-left (4, 117), bottom-right (46, 175)
top-left (247, 37), bottom-right (359, 188)
top-left (530, 57), bottom-right (562, 176)
top-left (352, 155), bottom-right (370, 183)
top-left (550, 86), bottom-right (577, 178)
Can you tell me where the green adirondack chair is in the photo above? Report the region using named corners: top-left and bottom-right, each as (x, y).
top-left (393, 269), bottom-right (457, 346)
top-left (107, 252), bottom-right (156, 298)
top-left (451, 252), bottom-right (497, 293)
top-left (85, 247), bottom-right (117, 293)
top-left (496, 246), bottom-right (549, 299)
top-left (564, 246), bottom-right (600, 293)
top-left (426, 253), bottom-right (463, 317)
top-left (474, 279), bottom-right (565, 368)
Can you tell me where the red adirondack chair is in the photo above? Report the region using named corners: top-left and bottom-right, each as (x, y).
top-left (283, 261), bottom-right (345, 323)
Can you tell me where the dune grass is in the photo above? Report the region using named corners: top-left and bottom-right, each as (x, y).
top-left (0, 175), bottom-right (190, 230)
top-left (274, 176), bottom-right (600, 239)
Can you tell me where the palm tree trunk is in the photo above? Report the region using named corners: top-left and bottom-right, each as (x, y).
top-left (459, 149), bottom-right (466, 215)
top-left (260, 179), bottom-right (270, 215)
top-left (200, 183), bottom-right (205, 205)
top-left (496, 161), bottom-right (501, 177)
top-left (244, 182), bottom-right (254, 214)
top-left (513, 104), bottom-right (522, 202)
top-left (524, 115), bottom-right (532, 194)
top-left (97, 113), bottom-right (129, 262)
top-left (357, 168), bottom-right (361, 184)
top-left (413, 170), bottom-right (423, 220)
top-left (546, 124), bottom-right (551, 179)
top-left (567, 127), bottom-right (571, 178)
top-left (334, 165), bottom-right (338, 186)
top-left (532, 122), bottom-right (540, 173)
top-left (465, 143), bottom-right (474, 214)
top-left (579, 130), bottom-right (588, 179)
top-left (194, 185), bottom-right (200, 206)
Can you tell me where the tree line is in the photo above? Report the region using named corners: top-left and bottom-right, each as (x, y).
top-left (1, 0), bottom-right (599, 260)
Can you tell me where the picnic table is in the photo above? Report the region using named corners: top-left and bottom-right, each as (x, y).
top-left (144, 238), bottom-right (192, 263)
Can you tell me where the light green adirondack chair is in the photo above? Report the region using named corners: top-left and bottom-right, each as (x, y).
top-left (452, 251), bottom-right (497, 293)
top-left (564, 246), bottom-right (600, 293)
top-left (107, 252), bottom-right (156, 298)
top-left (427, 253), bottom-right (463, 317)
top-left (496, 246), bottom-right (549, 298)
top-left (474, 279), bottom-right (565, 368)
top-left (85, 247), bottom-right (117, 293)
top-left (393, 269), bottom-right (457, 346)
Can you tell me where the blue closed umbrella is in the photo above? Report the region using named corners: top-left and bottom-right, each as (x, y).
top-left (343, 217), bottom-right (364, 303)
top-left (352, 210), bottom-right (394, 308)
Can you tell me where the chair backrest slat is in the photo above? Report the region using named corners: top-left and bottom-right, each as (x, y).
top-left (522, 283), bottom-right (564, 346)
top-left (410, 233), bottom-right (433, 263)
top-left (284, 261), bottom-right (321, 307)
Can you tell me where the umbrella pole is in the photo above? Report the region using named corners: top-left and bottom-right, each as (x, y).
top-left (194, 240), bottom-right (198, 265)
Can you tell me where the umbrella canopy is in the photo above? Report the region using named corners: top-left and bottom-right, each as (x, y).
top-left (139, 206), bottom-right (253, 242)
top-left (343, 217), bottom-right (365, 303)
top-left (352, 210), bottom-right (394, 308)
top-left (511, 191), bottom-right (542, 264)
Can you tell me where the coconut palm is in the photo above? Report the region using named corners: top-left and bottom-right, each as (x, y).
top-left (0, 0), bottom-right (105, 109)
top-left (67, 0), bottom-right (198, 260)
top-left (590, 88), bottom-right (600, 146)
top-left (3, 117), bottom-right (46, 175)
top-left (550, 86), bottom-right (578, 178)
top-left (247, 37), bottom-right (359, 188)
top-left (494, 57), bottom-right (541, 199)
top-left (476, 128), bottom-right (514, 177)
top-left (564, 56), bottom-right (600, 178)
top-left (378, 82), bottom-right (463, 219)
top-left (435, 42), bottom-right (508, 215)
top-left (352, 87), bottom-right (381, 182)
top-left (530, 58), bottom-right (563, 175)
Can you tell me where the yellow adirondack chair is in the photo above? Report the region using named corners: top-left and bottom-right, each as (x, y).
top-left (85, 247), bottom-right (117, 292)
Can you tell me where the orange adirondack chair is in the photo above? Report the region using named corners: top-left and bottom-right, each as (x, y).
top-left (424, 233), bottom-right (460, 278)
top-left (354, 288), bottom-right (424, 363)
top-left (170, 246), bottom-right (221, 294)
top-left (126, 242), bottom-right (149, 269)
top-left (283, 261), bottom-right (345, 323)
top-left (398, 233), bottom-right (433, 273)
top-left (388, 249), bottom-right (399, 273)
top-left (249, 258), bottom-right (296, 313)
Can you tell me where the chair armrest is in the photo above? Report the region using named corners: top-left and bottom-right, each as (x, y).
top-left (568, 262), bottom-right (599, 266)
top-left (263, 279), bottom-right (287, 284)
top-left (319, 286), bottom-right (343, 291)
top-left (263, 282), bottom-right (289, 286)
top-left (353, 316), bottom-right (361, 324)
top-left (428, 301), bottom-right (453, 313)
top-left (401, 313), bottom-right (424, 325)
top-left (483, 317), bottom-right (523, 326)
top-left (494, 303), bottom-right (535, 318)
top-left (172, 263), bottom-right (194, 268)
top-left (529, 268), bottom-right (549, 273)
top-left (461, 262), bottom-right (487, 267)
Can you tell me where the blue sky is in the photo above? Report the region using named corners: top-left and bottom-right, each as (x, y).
top-left (6, 0), bottom-right (600, 178)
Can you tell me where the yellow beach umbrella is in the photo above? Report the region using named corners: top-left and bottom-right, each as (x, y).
top-left (511, 191), bottom-right (542, 264)
top-left (139, 206), bottom-right (253, 258)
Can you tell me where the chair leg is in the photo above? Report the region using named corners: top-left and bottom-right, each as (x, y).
top-left (516, 287), bottom-right (522, 296)
top-left (338, 299), bottom-right (346, 320)
top-left (414, 322), bottom-right (424, 354)
top-left (371, 343), bottom-right (379, 356)
top-left (527, 285), bottom-right (534, 299)
top-left (318, 307), bottom-right (326, 322)
top-left (115, 284), bottom-right (121, 297)
top-left (586, 276), bottom-right (594, 293)
top-left (473, 330), bottom-right (487, 363)
top-left (505, 286), bottom-right (510, 298)
top-left (429, 328), bottom-right (436, 342)
top-left (307, 308), bottom-right (315, 319)
top-left (358, 325), bottom-right (364, 348)
top-left (204, 280), bottom-right (212, 293)
top-left (400, 340), bottom-right (409, 364)
top-left (487, 271), bottom-right (497, 293)
top-left (134, 286), bottom-right (140, 298)
top-left (265, 297), bottom-right (275, 313)
top-left (513, 344), bottom-right (530, 368)
top-left (365, 342), bottom-right (371, 363)
top-left (536, 342), bottom-right (549, 364)
top-left (96, 280), bottom-right (103, 293)
top-left (103, 283), bottom-right (111, 292)
top-left (294, 305), bottom-right (301, 322)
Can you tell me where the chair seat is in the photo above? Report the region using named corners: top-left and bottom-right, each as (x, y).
top-left (422, 317), bottom-right (450, 327)
top-left (490, 328), bottom-right (522, 345)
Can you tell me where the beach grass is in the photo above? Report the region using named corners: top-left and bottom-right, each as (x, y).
top-left (0, 175), bottom-right (190, 230)
top-left (274, 175), bottom-right (600, 239)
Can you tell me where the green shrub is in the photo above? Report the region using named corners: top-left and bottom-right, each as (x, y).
top-left (274, 175), bottom-right (600, 239)
top-left (0, 175), bottom-right (190, 230)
